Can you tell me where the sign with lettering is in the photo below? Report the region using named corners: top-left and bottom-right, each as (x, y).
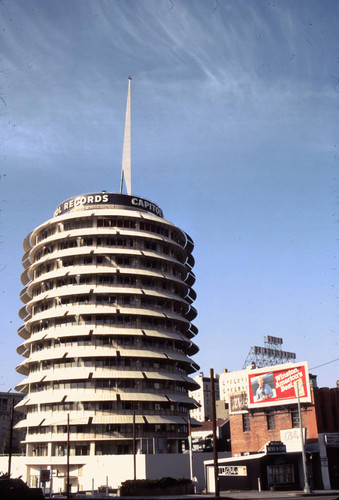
top-left (325, 433), bottom-right (339, 446)
top-left (266, 441), bottom-right (286, 454)
top-left (54, 193), bottom-right (164, 218)
top-left (247, 361), bottom-right (311, 409)
top-left (218, 465), bottom-right (247, 476)
top-left (280, 428), bottom-right (305, 452)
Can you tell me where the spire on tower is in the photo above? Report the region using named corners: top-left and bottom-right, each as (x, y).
top-left (120, 76), bottom-right (132, 195)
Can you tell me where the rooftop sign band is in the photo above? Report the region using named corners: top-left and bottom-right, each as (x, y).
top-left (54, 193), bottom-right (164, 218)
top-left (253, 346), bottom-right (296, 359)
top-left (247, 361), bottom-right (311, 409)
top-left (264, 335), bottom-right (283, 345)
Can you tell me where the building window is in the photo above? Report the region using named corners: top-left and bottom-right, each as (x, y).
top-left (291, 409), bottom-right (299, 428)
top-left (242, 413), bottom-right (250, 432)
top-left (75, 445), bottom-right (89, 456)
top-left (266, 411), bottom-right (275, 430)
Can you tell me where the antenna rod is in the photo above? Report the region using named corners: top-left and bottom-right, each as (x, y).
top-left (120, 76), bottom-right (132, 195)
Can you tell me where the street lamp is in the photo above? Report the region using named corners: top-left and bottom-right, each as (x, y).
top-left (295, 382), bottom-right (311, 494)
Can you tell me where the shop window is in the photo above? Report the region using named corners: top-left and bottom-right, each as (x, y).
top-left (267, 464), bottom-right (294, 487)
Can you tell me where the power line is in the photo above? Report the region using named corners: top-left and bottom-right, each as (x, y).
top-left (310, 358), bottom-right (339, 371)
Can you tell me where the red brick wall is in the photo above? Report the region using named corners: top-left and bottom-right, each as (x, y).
top-left (230, 395), bottom-right (319, 456)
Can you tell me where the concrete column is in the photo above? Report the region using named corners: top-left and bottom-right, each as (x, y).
top-left (318, 433), bottom-right (331, 489)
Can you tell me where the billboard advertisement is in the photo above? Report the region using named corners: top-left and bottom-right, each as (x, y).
top-left (247, 362), bottom-right (311, 408)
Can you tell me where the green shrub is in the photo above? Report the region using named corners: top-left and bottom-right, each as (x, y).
top-left (120, 477), bottom-right (192, 492)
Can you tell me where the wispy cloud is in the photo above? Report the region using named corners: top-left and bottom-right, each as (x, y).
top-left (1, 0), bottom-right (337, 161)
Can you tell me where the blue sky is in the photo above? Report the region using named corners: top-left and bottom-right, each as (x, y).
top-left (0, 0), bottom-right (338, 391)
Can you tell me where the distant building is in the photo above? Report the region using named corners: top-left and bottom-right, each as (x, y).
top-left (218, 367), bottom-right (251, 404)
top-left (0, 392), bottom-right (24, 454)
top-left (189, 372), bottom-right (219, 422)
top-left (216, 399), bottom-right (229, 420)
top-left (191, 418), bottom-right (230, 452)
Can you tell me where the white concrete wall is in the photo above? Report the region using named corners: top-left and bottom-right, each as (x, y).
top-left (0, 455), bottom-right (146, 492)
top-left (0, 455), bottom-right (27, 481)
top-left (0, 452), bottom-right (230, 494)
top-left (79, 455), bottom-right (147, 491)
top-left (145, 452), bottom-right (229, 493)
top-left (145, 453), bottom-right (189, 480)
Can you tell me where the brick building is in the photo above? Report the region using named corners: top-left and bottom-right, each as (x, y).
top-left (228, 368), bottom-right (339, 490)
top-left (230, 396), bottom-right (318, 456)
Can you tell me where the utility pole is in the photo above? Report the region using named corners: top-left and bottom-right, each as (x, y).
top-left (132, 409), bottom-right (136, 480)
top-left (66, 413), bottom-right (70, 499)
top-left (296, 385), bottom-right (311, 494)
top-left (7, 399), bottom-right (14, 478)
top-left (210, 368), bottom-right (219, 497)
top-left (188, 414), bottom-right (193, 481)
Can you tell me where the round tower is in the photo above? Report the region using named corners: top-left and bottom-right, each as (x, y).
top-left (16, 193), bottom-right (199, 460)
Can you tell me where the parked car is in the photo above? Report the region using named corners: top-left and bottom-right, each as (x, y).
top-left (0, 478), bottom-right (44, 499)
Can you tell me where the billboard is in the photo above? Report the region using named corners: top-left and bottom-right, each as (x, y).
top-left (247, 362), bottom-right (311, 409)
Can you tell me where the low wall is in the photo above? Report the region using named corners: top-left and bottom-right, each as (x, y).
top-left (120, 479), bottom-right (194, 497)
top-left (0, 451), bottom-right (230, 494)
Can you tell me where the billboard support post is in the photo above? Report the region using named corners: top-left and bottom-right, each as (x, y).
top-left (297, 388), bottom-right (311, 494)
